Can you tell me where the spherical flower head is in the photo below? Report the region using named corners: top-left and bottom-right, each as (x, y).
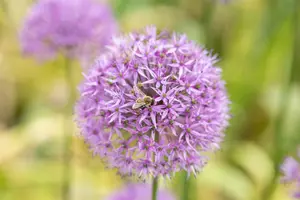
top-left (281, 149), bottom-right (300, 199)
top-left (105, 183), bottom-right (175, 200)
top-left (75, 26), bottom-right (230, 179)
top-left (20, 0), bottom-right (117, 60)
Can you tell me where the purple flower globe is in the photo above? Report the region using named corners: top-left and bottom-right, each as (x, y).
top-left (281, 150), bottom-right (300, 199)
top-left (75, 26), bottom-right (230, 178)
top-left (105, 183), bottom-right (175, 200)
top-left (20, 0), bottom-right (117, 60)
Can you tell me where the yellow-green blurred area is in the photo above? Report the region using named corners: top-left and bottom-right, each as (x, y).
top-left (0, 0), bottom-right (300, 199)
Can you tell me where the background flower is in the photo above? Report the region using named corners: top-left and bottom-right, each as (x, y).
top-left (105, 183), bottom-right (175, 200)
top-left (75, 26), bottom-right (230, 179)
top-left (281, 149), bottom-right (300, 199)
top-left (20, 0), bottom-right (117, 61)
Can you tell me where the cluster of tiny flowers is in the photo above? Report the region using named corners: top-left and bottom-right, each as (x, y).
top-left (281, 149), bottom-right (300, 198)
top-left (75, 26), bottom-right (230, 179)
top-left (105, 183), bottom-right (175, 200)
top-left (20, 0), bottom-right (117, 60)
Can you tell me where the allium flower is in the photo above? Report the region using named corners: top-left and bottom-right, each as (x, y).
top-left (105, 183), bottom-right (175, 200)
top-left (281, 149), bottom-right (300, 199)
top-left (20, 0), bottom-right (117, 60)
top-left (75, 26), bottom-right (230, 179)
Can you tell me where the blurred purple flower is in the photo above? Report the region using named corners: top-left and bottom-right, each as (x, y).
top-left (75, 26), bottom-right (230, 179)
top-left (105, 183), bottom-right (175, 200)
top-left (20, 0), bottom-right (117, 60)
top-left (281, 150), bottom-right (300, 199)
top-left (281, 157), bottom-right (299, 183)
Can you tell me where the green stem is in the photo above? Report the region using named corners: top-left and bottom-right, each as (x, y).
top-left (200, 0), bottom-right (216, 50)
top-left (0, 0), bottom-right (8, 14)
top-left (152, 177), bottom-right (159, 200)
top-left (0, 0), bottom-right (7, 38)
top-left (262, 0), bottom-right (300, 199)
top-left (152, 130), bottom-right (159, 200)
top-left (182, 172), bottom-right (189, 200)
top-left (62, 58), bottom-right (75, 200)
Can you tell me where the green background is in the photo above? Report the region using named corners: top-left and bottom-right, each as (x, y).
top-left (0, 0), bottom-right (299, 199)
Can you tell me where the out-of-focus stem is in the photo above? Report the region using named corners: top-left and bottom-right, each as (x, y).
top-left (0, 0), bottom-right (8, 13)
top-left (152, 177), bottom-right (159, 200)
top-left (262, 0), bottom-right (300, 199)
top-left (181, 172), bottom-right (189, 200)
top-left (0, 0), bottom-right (8, 37)
top-left (151, 129), bottom-right (160, 200)
top-left (62, 58), bottom-right (75, 200)
top-left (201, 0), bottom-right (215, 50)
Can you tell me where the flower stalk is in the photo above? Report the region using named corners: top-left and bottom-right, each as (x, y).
top-left (152, 129), bottom-right (159, 200)
top-left (182, 172), bottom-right (189, 200)
top-left (152, 177), bottom-right (159, 200)
top-left (62, 58), bottom-right (75, 200)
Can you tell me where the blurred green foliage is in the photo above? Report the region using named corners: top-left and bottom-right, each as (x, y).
top-left (0, 0), bottom-right (300, 200)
